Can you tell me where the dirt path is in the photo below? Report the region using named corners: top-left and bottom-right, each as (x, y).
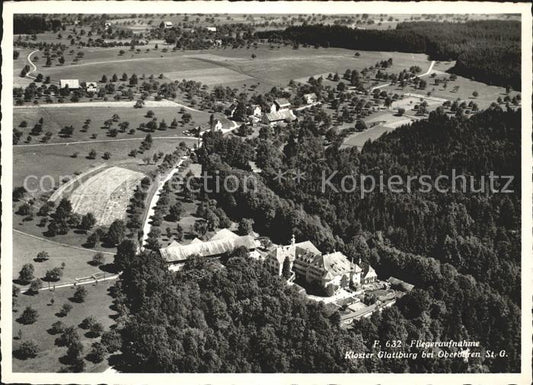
top-left (14, 135), bottom-right (197, 148)
top-left (21, 273), bottom-right (119, 294)
top-left (25, 50), bottom-right (39, 79)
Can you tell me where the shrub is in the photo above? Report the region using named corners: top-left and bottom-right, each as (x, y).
top-left (79, 316), bottom-right (96, 330)
top-left (15, 340), bottom-right (39, 359)
top-left (29, 279), bottom-right (43, 294)
top-left (45, 267), bottom-right (63, 282)
top-left (101, 329), bottom-right (121, 353)
top-left (18, 264), bottom-right (34, 283)
top-left (35, 251), bottom-right (50, 262)
top-left (89, 322), bottom-right (104, 337)
top-left (50, 320), bottom-right (65, 334)
top-left (92, 252), bottom-right (105, 266)
top-left (73, 286), bottom-right (88, 303)
top-left (59, 303), bottom-right (73, 317)
top-left (88, 341), bottom-right (107, 363)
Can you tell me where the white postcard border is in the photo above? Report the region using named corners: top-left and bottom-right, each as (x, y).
top-left (1, 2), bottom-right (531, 384)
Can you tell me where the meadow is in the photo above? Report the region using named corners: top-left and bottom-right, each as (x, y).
top-left (27, 45), bottom-right (433, 93)
top-left (12, 230), bottom-right (109, 288)
top-left (12, 279), bottom-right (116, 373)
top-left (13, 105), bottom-right (212, 144)
top-left (13, 136), bottom-right (198, 188)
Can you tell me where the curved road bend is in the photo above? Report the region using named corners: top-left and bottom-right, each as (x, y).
top-left (25, 50), bottom-right (39, 79)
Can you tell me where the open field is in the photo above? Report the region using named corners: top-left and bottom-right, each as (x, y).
top-left (12, 230), bottom-right (109, 288)
top-left (381, 60), bottom-right (521, 110)
top-left (13, 105), bottom-right (214, 145)
top-left (12, 279), bottom-right (115, 373)
top-left (340, 111), bottom-right (420, 150)
top-left (70, 166), bottom-right (144, 226)
top-left (13, 137), bottom-right (198, 188)
top-left (28, 46), bottom-right (432, 93)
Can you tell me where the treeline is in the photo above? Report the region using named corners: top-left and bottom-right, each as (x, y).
top-left (113, 251), bottom-right (367, 372)
top-left (257, 21), bottom-right (520, 89)
top-left (14, 15), bottom-right (62, 34)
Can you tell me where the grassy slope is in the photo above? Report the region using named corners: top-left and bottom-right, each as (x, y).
top-left (13, 106), bottom-right (205, 144)
top-left (12, 230), bottom-right (107, 288)
top-left (12, 279), bottom-right (115, 373)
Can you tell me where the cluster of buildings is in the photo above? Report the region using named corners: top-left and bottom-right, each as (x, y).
top-left (226, 93), bottom-right (318, 126)
top-left (265, 235), bottom-right (377, 293)
top-left (59, 79), bottom-right (99, 93)
top-left (159, 230), bottom-right (377, 296)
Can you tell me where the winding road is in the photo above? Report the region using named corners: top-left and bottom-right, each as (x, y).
top-left (25, 50), bottom-right (39, 79)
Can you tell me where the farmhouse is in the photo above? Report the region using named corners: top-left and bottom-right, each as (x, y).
top-left (266, 236), bottom-right (372, 295)
top-left (206, 26), bottom-right (217, 32)
top-left (60, 79), bottom-right (80, 89)
top-left (164, 21), bottom-right (173, 29)
top-left (159, 229), bottom-right (259, 265)
top-left (303, 93), bottom-right (318, 104)
top-left (271, 98), bottom-right (291, 112)
top-left (263, 109), bottom-right (297, 125)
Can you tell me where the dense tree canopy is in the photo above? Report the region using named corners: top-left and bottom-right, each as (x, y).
top-left (114, 252), bottom-right (367, 372)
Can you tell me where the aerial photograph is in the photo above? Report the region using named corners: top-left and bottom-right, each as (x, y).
top-left (2, 5), bottom-right (528, 382)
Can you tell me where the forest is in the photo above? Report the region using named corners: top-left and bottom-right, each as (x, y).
top-left (257, 21), bottom-right (521, 89)
top-left (14, 15), bottom-right (63, 34)
top-left (114, 106), bottom-right (521, 372)
top-left (112, 251), bottom-right (368, 372)
top-left (187, 107), bottom-right (521, 372)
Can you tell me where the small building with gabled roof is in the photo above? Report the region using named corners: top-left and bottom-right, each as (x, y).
top-left (59, 79), bottom-right (80, 89)
top-left (272, 98), bottom-right (291, 112)
top-left (159, 229), bottom-right (259, 264)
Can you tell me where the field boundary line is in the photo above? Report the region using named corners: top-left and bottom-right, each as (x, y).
top-left (13, 229), bottom-right (115, 255)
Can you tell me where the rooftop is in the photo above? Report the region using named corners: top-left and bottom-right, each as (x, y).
top-left (160, 229), bottom-right (258, 262)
